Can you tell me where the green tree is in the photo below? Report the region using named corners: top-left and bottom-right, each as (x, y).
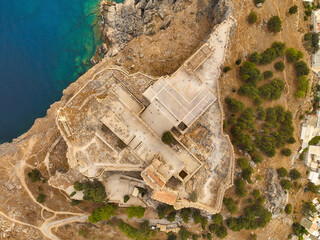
top-left (167, 232), bottom-right (177, 240)
top-left (281, 148), bottom-right (292, 156)
top-left (248, 12), bottom-right (258, 24)
top-left (277, 167), bottom-right (288, 177)
top-left (289, 5), bottom-right (298, 14)
top-left (235, 178), bottom-right (248, 197)
top-left (189, 191), bottom-right (198, 202)
top-left (74, 180), bottom-right (107, 203)
top-left (225, 97), bottom-right (245, 113)
top-left (88, 204), bottom-right (116, 223)
top-left (124, 195), bottom-right (130, 203)
top-left (267, 16), bottom-right (282, 33)
top-left (252, 189), bottom-right (261, 199)
top-left (258, 78), bottom-right (285, 100)
top-left (302, 201), bottom-right (317, 214)
top-left (125, 206), bottom-right (146, 219)
top-left (263, 70), bottom-right (274, 80)
top-left (288, 169), bottom-right (301, 180)
top-left (157, 204), bottom-right (174, 219)
top-left (162, 131), bottom-right (174, 145)
top-left (36, 194), bottom-right (46, 203)
top-left (180, 208), bottom-right (191, 223)
top-left (242, 167), bottom-right (254, 183)
top-left (27, 169), bottom-right (41, 182)
top-left (295, 75), bottom-right (309, 98)
top-left (239, 61), bottom-right (263, 84)
top-left (260, 48), bottom-right (277, 64)
top-left (179, 227), bottom-right (191, 240)
top-left (237, 158), bottom-right (249, 169)
top-left (212, 214), bottom-right (223, 224)
top-left (295, 61), bottom-right (310, 76)
top-left (215, 225), bottom-right (228, 238)
top-left (284, 203), bottom-right (292, 214)
top-left (248, 52), bottom-right (261, 64)
top-left (167, 211), bottom-right (176, 222)
top-left (292, 223), bottom-right (308, 239)
top-left (252, 154), bottom-right (263, 163)
top-left (272, 42), bottom-right (286, 57)
top-left (274, 61), bottom-right (285, 71)
top-left (223, 198), bottom-right (238, 214)
top-left (285, 48), bottom-right (303, 62)
top-left (223, 66), bottom-right (231, 73)
top-left (280, 179), bottom-right (292, 190)
top-left (307, 182), bottom-right (319, 193)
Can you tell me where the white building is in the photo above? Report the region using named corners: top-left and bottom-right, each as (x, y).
top-left (306, 145), bottom-right (320, 171)
top-left (301, 114), bottom-right (320, 149)
top-left (308, 170), bottom-right (320, 185)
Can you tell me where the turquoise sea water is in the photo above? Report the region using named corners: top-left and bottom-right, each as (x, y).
top-left (0, 0), bottom-right (115, 143)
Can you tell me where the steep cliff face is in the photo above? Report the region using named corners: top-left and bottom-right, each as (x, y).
top-left (0, 0), bottom-right (232, 239)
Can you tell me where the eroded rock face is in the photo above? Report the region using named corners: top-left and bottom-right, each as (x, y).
top-left (265, 168), bottom-right (287, 216)
top-left (101, 0), bottom-right (191, 56)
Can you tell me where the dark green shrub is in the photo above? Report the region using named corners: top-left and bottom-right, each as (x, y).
top-left (267, 16), bottom-right (282, 33)
top-left (285, 204), bottom-right (292, 214)
top-left (285, 48), bottom-right (303, 62)
top-left (212, 214), bottom-right (223, 224)
top-left (237, 157), bottom-right (249, 169)
top-left (223, 198), bottom-right (238, 214)
top-left (223, 66), bottom-right (232, 73)
top-left (280, 179), bottom-right (292, 190)
top-left (288, 169), bottom-right (301, 180)
top-left (124, 195), bottom-right (130, 203)
top-left (225, 97), bottom-right (245, 112)
top-left (277, 167), bottom-right (288, 177)
top-left (258, 78), bottom-right (285, 100)
top-left (274, 61), bottom-right (285, 71)
top-left (36, 194), bottom-right (46, 203)
top-left (162, 131), bottom-right (174, 145)
top-left (235, 59), bottom-right (242, 65)
top-left (235, 178), bottom-right (247, 197)
top-left (295, 61), bottom-right (310, 76)
top-left (263, 71), bottom-right (273, 80)
top-left (248, 12), bottom-right (258, 24)
top-left (27, 169), bottom-right (41, 182)
top-left (125, 206), bottom-right (146, 219)
top-left (281, 148), bottom-right (292, 156)
top-left (289, 5), bottom-right (298, 14)
top-left (248, 52), bottom-right (261, 64)
top-left (180, 208), bottom-right (191, 223)
top-left (88, 204), bottom-right (116, 223)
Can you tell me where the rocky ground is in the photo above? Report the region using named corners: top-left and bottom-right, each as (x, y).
top-left (0, 0), bottom-right (230, 239)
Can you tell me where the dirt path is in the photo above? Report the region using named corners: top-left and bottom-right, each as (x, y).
top-left (271, 0), bottom-right (290, 109)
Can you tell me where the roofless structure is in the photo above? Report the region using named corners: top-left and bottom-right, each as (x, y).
top-left (56, 18), bottom-right (236, 214)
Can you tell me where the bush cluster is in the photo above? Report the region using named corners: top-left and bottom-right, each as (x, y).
top-left (74, 180), bottom-right (107, 203)
top-left (88, 204), bottom-right (116, 223)
top-left (227, 204), bottom-right (272, 231)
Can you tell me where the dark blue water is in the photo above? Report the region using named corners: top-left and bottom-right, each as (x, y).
top-left (0, 0), bottom-right (119, 143)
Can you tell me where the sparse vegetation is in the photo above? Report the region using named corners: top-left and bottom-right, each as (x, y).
top-left (118, 220), bottom-right (154, 240)
top-left (27, 169), bottom-right (41, 182)
top-left (223, 66), bottom-right (232, 73)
